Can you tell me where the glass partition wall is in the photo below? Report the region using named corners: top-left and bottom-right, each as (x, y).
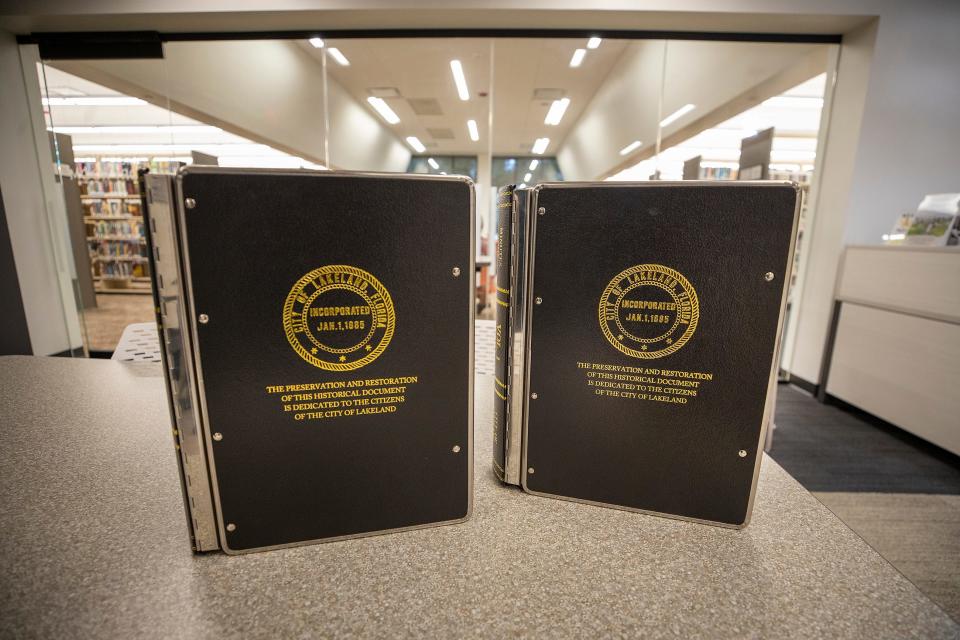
top-left (29, 34), bottom-right (837, 350)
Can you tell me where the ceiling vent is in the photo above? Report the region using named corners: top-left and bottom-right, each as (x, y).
top-left (368, 87), bottom-right (401, 98)
top-left (407, 98), bottom-right (444, 116)
top-left (533, 88), bottom-right (566, 101)
top-left (427, 127), bottom-right (455, 140)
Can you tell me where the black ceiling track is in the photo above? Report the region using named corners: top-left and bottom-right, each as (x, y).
top-left (17, 28), bottom-right (841, 59)
top-left (25, 31), bottom-right (164, 60)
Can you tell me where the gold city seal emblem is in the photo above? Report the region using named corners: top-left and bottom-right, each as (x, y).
top-left (599, 264), bottom-right (699, 359)
top-left (283, 265), bottom-right (395, 371)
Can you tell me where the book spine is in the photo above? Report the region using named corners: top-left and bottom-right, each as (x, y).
top-left (492, 185), bottom-right (515, 482)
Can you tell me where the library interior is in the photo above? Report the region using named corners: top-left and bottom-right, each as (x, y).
top-left (1, 2), bottom-right (958, 638)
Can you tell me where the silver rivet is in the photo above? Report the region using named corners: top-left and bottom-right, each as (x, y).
top-left (537, 207), bottom-right (545, 216)
top-left (185, 198), bottom-right (196, 209)
top-left (212, 432), bottom-right (223, 441)
top-left (226, 523), bottom-right (236, 532)
top-left (452, 266), bottom-right (461, 277)
top-left (764, 272), bottom-right (775, 282)
top-left (198, 313), bottom-right (209, 324)
top-left (535, 297), bottom-right (543, 305)
top-left (452, 445), bottom-right (461, 453)
top-left (528, 467), bottom-right (535, 474)
top-left (738, 449), bottom-right (748, 458)
top-left (531, 392), bottom-right (538, 399)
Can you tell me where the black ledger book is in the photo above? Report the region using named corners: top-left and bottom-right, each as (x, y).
top-left (493, 181), bottom-right (801, 528)
top-left (144, 167), bottom-right (474, 553)
top-left (493, 186), bottom-right (512, 481)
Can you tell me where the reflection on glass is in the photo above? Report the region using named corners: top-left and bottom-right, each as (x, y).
top-left (612, 73), bottom-right (828, 183)
top-left (25, 35), bottom-right (838, 348)
top-left (407, 155), bottom-right (478, 180)
top-left (608, 40), bottom-right (835, 183)
top-left (37, 57), bottom-right (177, 354)
top-left (491, 156), bottom-right (563, 188)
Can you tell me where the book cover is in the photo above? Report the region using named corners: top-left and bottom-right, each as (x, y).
top-left (147, 167), bottom-right (475, 553)
top-left (518, 182), bottom-right (800, 527)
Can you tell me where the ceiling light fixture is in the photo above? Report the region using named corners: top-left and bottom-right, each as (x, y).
top-left (660, 103), bottom-right (696, 127)
top-left (47, 125), bottom-right (221, 134)
top-left (619, 140), bottom-right (642, 155)
top-left (450, 60), bottom-right (470, 101)
top-left (309, 37), bottom-right (325, 48)
top-left (544, 97), bottom-right (570, 126)
top-left (569, 49), bottom-right (586, 68)
top-left (72, 143), bottom-right (282, 155)
top-left (518, 182), bottom-right (527, 189)
top-left (523, 172), bottom-right (532, 183)
top-left (762, 96), bottom-right (825, 109)
top-left (327, 48), bottom-right (350, 66)
top-left (405, 136), bottom-right (426, 153)
top-left (467, 119), bottom-right (480, 142)
top-left (528, 159), bottom-right (540, 171)
top-left (427, 157), bottom-right (440, 170)
top-left (587, 37), bottom-right (602, 49)
top-left (366, 96), bottom-right (400, 124)
top-left (531, 138), bottom-right (550, 154)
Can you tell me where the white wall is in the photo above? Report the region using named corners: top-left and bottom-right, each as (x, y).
top-left (785, 21), bottom-right (876, 384)
top-left (842, 5), bottom-right (960, 245)
top-left (0, 34), bottom-right (81, 355)
top-left (54, 40), bottom-right (410, 172)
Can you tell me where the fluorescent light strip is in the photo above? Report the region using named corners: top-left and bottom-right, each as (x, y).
top-left (619, 140), bottom-right (642, 155)
top-left (42, 96), bottom-right (147, 106)
top-left (660, 103), bottom-right (696, 127)
top-left (366, 96), bottom-right (400, 124)
top-left (309, 37), bottom-right (324, 48)
top-left (569, 49), bottom-right (586, 68)
top-left (48, 125), bottom-right (222, 134)
top-left (406, 136), bottom-right (426, 153)
top-left (523, 172), bottom-right (532, 183)
top-left (327, 48), bottom-right (350, 66)
top-left (75, 156), bottom-right (153, 163)
top-left (762, 96), bottom-right (825, 108)
top-left (587, 37), bottom-right (602, 49)
top-left (73, 143), bottom-right (286, 156)
top-left (544, 97), bottom-right (570, 126)
top-left (450, 60), bottom-right (470, 101)
top-left (531, 138), bottom-right (550, 154)
top-left (427, 157), bottom-right (440, 170)
top-left (467, 119), bottom-right (480, 142)
top-left (528, 159), bottom-right (540, 171)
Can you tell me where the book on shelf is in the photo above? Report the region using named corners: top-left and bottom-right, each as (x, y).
top-left (76, 156), bottom-right (163, 291)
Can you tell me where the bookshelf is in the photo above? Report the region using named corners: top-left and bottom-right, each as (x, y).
top-left (75, 158), bottom-right (181, 293)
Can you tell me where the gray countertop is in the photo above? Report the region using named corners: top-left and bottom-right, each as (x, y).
top-left (1, 355), bottom-right (957, 639)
